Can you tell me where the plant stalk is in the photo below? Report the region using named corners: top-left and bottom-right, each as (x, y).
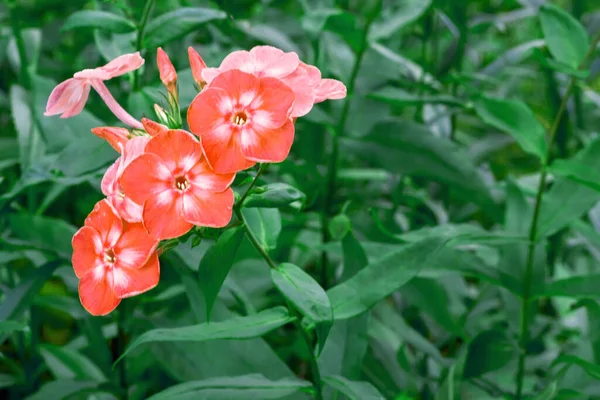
top-left (320, 12), bottom-right (376, 289)
top-left (133, 0), bottom-right (156, 90)
top-left (515, 30), bottom-right (600, 399)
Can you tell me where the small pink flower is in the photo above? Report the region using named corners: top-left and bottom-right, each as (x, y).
top-left (91, 127), bottom-right (130, 153)
top-left (101, 136), bottom-right (149, 222)
top-left (188, 46), bottom-right (207, 88)
top-left (201, 46), bottom-right (346, 117)
top-left (45, 53), bottom-right (145, 129)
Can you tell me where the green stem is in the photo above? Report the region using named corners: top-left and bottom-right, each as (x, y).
top-left (515, 31), bottom-right (600, 399)
top-left (133, 0), bottom-right (155, 91)
top-left (233, 178), bottom-right (323, 398)
top-left (237, 164), bottom-right (267, 207)
top-left (320, 11), bottom-right (377, 289)
top-left (117, 301), bottom-right (128, 400)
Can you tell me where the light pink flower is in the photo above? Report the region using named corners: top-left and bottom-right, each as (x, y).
top-left (101, 136), bottom-right (149, 223)
top-left (45, 53), bottom-right (144, 129)
top-left (201, 46), bottom-right (346, 117)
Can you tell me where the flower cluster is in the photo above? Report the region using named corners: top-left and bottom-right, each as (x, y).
top-left (46, 46), bottom-right (346, 316)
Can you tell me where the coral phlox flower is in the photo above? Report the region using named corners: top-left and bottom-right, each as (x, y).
top-left (102, 136), bottom-right (149, 223)
top-left (45, 53), bottom-right (144, 129)
top-left (201, 46), bottom-right (347, 117)
top-left (188, 69), bottom-right (295, 174)
top-left (120, 129), bottom-right (235, 240)
top-left (72, 199), bottom-right (159, 316)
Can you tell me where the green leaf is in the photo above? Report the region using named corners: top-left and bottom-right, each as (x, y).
top-left (549, 158), bottom-right (600, 192)
top-left (322, 375), bottom-right (385, 400)
top-left (8, 214), bottom-right (77, 259)
top-left (346, 120), bottom-right (498, 217)
top-left (116, 307), bottom-right (294, 364)
top-left (463, 330), bottom-right (515, 378)
top-left (144, 8), bottom-right (227, 48)
top-left (10, 85), bottom-right (45, 171)
top-left (538, 136), bottom-right (600, 237)
top-left (369, 0), bottom-right (432, 41)
top-left (147, 374), bottom-right (312, 400)
top-left (0, 320), bottom-right (28, 335)
top-left (39, 344), bottom-right (106, 382)
top-left (241, 208), bottom-right (281, 251)
top-left (474, 96), bottom-right (547, 162)
top-left (243, 183), bottom-right (306, 209)
top-left (552, 355), bottom-right (600, 380)
top-left (327, 237), bottom-right (445, 320)
top-left (370, 87), bottom-right (465, 107)
top-left (571, 299), bottom-right (600, 364)
top-left (539, 274), bottom-right (600, 298)
top-left (539, 3), bottom-right (589, 70)
top-left (329, 214), bottom-right (351, 241)
top-left (0, 261), bottom-right (61, 322)
top-left (62, 10), bottom-right (136, 33)
top-left (531, 381), bottom-right (558, 400)
top-left (25, 380), bottom-right (98, 400)
top-left (271, 263), bottom-right (333, 355)
top-left (198, 227), bottom-right (245, 320)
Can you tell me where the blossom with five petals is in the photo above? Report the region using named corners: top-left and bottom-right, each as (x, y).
top-left (188, 69), bottom-right (295, 174)
top-left (45, 53), bottom-right (145, 129)
top-left (120, 129), bottom-right (235, 240)
top-left (101, 136), bottom-right (149, 223)
top-left (72, 200), bottom-right (159, 316)
top-left (201, 45), bottom-right (346, 117)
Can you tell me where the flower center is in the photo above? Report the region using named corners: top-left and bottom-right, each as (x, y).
top-left (231, 111), bottom-right (248, 126)
top-left (175, 176), bottom-right (190, 191)
top-left (104, 249), bottom-right (116, 264)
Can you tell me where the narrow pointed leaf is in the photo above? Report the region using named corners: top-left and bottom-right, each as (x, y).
top-left (116, 307), bottom-right (294, 364)
top-left (198, 227), bottom-right (245, 320)
top-left (552, 355), bottom-right (600, 380)
top-left (327, 237), bottom-right (445, 320)
top-left (322, 375), bottom-right (385, 400)
top-left (243, 183), bottom-right (305, 209)
top-left (271, 263), bottom-right (333, 355)
top-left (62, 11), bottom-right (136, 33)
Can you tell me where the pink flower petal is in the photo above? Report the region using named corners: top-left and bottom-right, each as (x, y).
top-left (182, 187), bottom-right (234, 228)
top-left (250, 45), bottom-right (300, 79)
top-left (44, 78), bottom-right (91, 118)
top-left (78, 267), bottom-right (120, 316)
top-left (113, 222), bottom-right (158, 269)
top-left (241, 119), bottom-right (295, 163)
top-left (315, 79), bottom-right (347, 103)
top-left (187, 159), bottom-right (235, 192)
top-left (72, 226), bottom-right (103, 279)
top-left (74, 52), bottom-right (145, 80)
top-left (144, 130), bottom-right (202, 175)
top-left (84, 200), bottom-right (123, 248)
top-left (120, 153), bottom-right (173, 206)
top-left (143, 189), bottom-right (192, 240)
top-left (112, 253), bottom-right (160, 298)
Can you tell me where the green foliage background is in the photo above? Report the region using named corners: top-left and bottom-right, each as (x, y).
top-left (2, 0), bottom-right (600, 399)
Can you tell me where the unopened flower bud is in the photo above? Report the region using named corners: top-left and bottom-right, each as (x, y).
top-left (91, 126), bottom-right (130, 153)
top-left (154, 104), bottom-right (169, 126)
top-left (157, 48), bottom-right (178, 99)
top-left (188, 46), bottom-right (207, 89)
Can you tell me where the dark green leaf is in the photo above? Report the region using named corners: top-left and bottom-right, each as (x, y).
top-left (475, 96), bottom-right (547, 162)
top-left (0, 321), bottom-right (28, 335)
top-left (26, 380), bottom-right (98, 400)
top-left (327, 237), bottom-right (445, 320)
top-left (369, 0), bottom-right (432, 40)
top-left (62, 11), bottom-right (136, 33)
top-left (144, 8), bottom-right (227, 48)
top-left (552, 355), bottom-right (600, 380)
top-left (243, 183), bottom-right (306, 209)
top-left (198, 227), bottom-right (245, 320)
top-left (0, 261), bottom-right (61, 322)
top-left (39, 344), bottom-right (106, 382)
top-left (370, 87), bottom-right (465, 107)
top-left (329, 214), bottom-right (351, 241)
top-left (531, 382), bottom-right (558, 400)
top-left (8, 214), bottom-right (77, 259)
top-left (271, 263), bottom-right (333, 355)
top-left (10, 85), bottom-right (45, 171)
top-left (463, 330), bottom-right (515, 378)
top-left (322, 375), bottom-right (385, 400)
top-left (539, 274), bottom-right (600, 298)
top-left (539, 3), bottom-right (589, 69)
top-left (116, 307), bottom-right (294, 364)
top-left (147, 374), bottom-right (312, 400)
top-left (241, 208), bottom-right (281, 251)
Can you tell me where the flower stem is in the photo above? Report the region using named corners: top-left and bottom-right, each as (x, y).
top-left (133, 0), bottom-right (155, 91)
top-left (320, 13), bottom-right (376, 289)
top-left (515, 30), bottom-right (600, 399)
top-left (234, 172), bottom-right (323, 399)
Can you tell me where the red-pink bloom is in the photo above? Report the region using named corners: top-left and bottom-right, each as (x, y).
top-left (120, 129), bottom-right (235, 240)
top-left (72, 200), bottom-right (159, 316)
top-left (157, 48), bottom-right (177, 96)
top-left (102, 136), bottom-right (149, 222)
top-left (91, 127), bottom-right (130, 153)
top-left (187, 70), bottom-right (295, 174)
top-left (188, 46), bottom-right (207, 88)
top-left (201, 46), bottom-right (346, 117)
top-left (45, 53), bottom-right (144, 129)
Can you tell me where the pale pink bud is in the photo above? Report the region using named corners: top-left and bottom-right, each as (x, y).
top-left (157, 48), bottom-right (177, 96)
top-left (142, 117), bottom-right (169, 137)
top-left (91, 127), bottom-right (130, 153)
